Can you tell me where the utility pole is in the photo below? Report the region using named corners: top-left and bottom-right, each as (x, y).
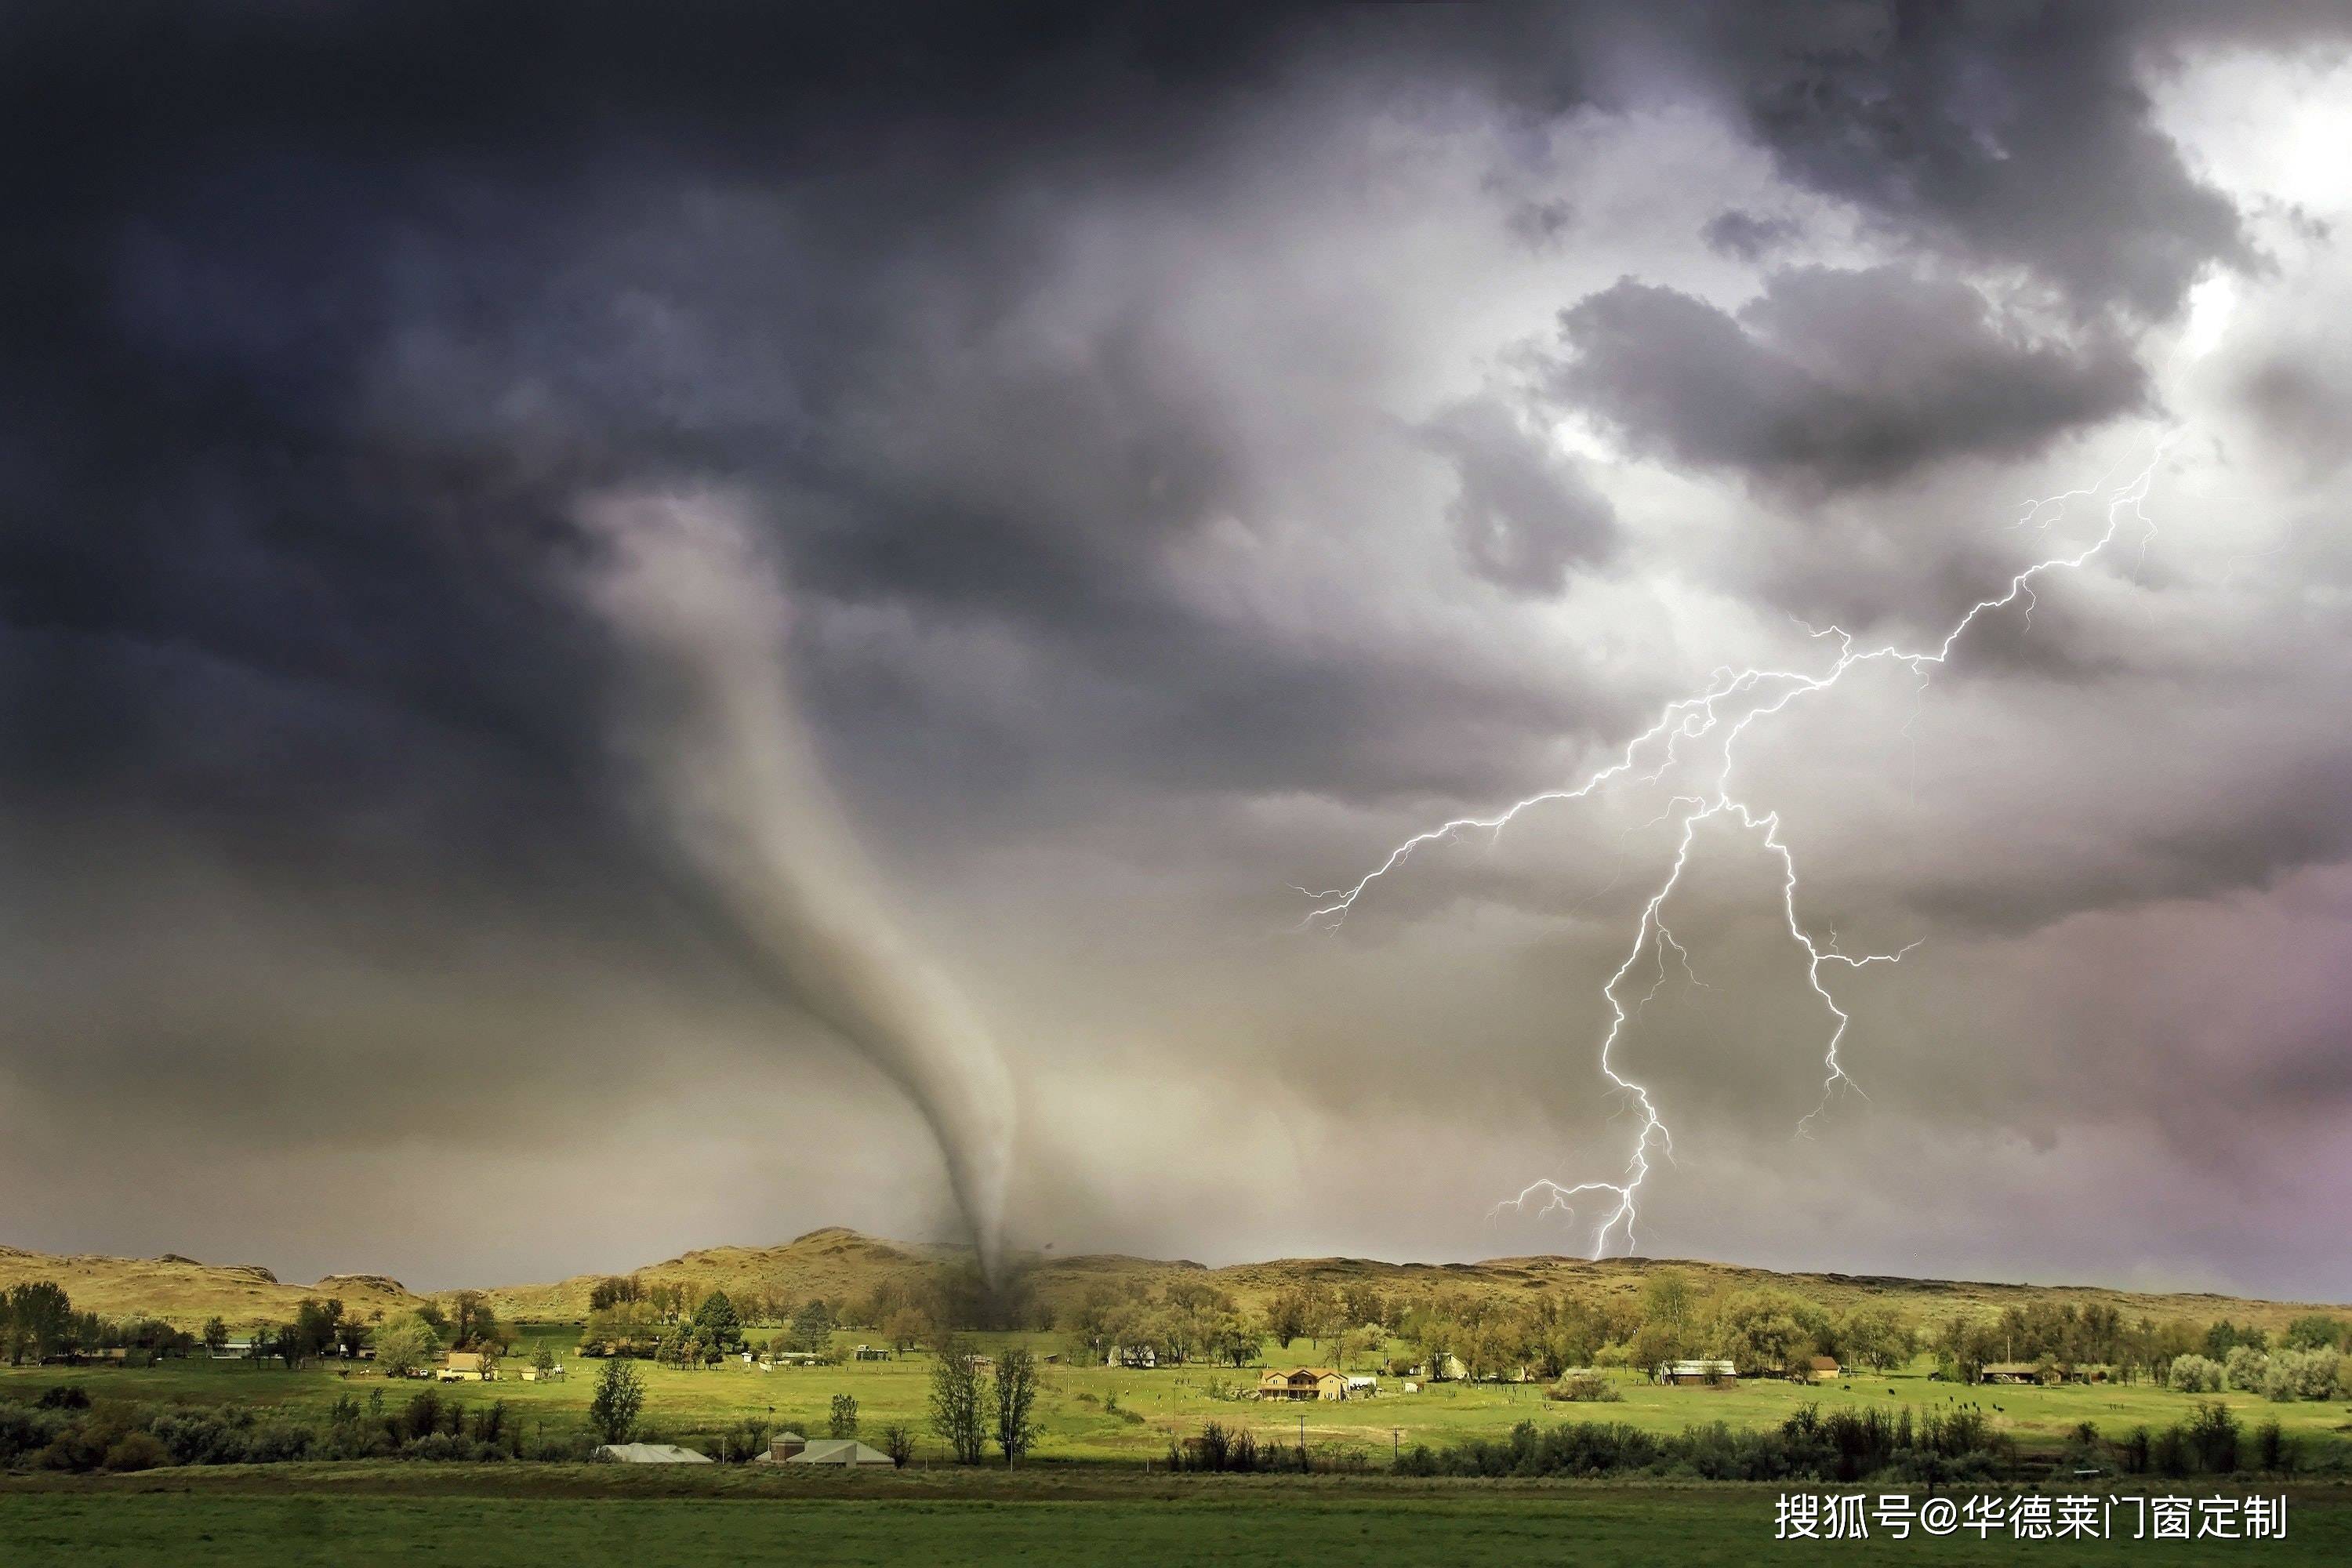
top-left (1392, 1427), bottom-right (1402, 1467)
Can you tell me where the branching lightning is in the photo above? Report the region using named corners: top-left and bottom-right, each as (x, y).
top-left (1303, 452), bottom-right (2165, 1258)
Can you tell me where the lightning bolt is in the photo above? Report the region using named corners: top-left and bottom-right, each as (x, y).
top-left (1305, 449), bottom-right (2164, 1258)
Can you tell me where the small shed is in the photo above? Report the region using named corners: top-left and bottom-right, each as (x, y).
top-left (1803, 1356), bottom-right (1840, 1381)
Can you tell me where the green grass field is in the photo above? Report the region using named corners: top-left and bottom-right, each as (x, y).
top-left (7, 1325), bottom-right (2350, 1466)
top-left (2, 1467), bottom-right (2347, 1567)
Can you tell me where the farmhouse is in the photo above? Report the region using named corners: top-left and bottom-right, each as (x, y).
top-left (1657, 1359), bottom-right (1737, 1386)
top-left (597, 1443), bottom-right (713, 1464)
top-left (437, 1352), bottom-right (495, 1382)
top-left (1258, 1367), bottom-right (1348, 1402)
top-left (1979, 1363), bottom-right (2044, 1385)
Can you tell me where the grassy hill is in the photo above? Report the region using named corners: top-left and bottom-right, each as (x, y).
top-left (9, 1226), bottom-right (2336, 1333)
top-left (0, 1246), bottom-right (421, 1327)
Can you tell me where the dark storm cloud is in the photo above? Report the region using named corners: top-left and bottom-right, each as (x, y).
top-left (1420, 397), bottom-right (1621, 595)
top-left (1701, 209), bottom-right (1803, 263)
top-left (1, 0), bottom-right (2347, 1294)
top-left (1550, 267), bottom-right (2150, 493)
top-left (1687, 0), bottom-right (2256, 318)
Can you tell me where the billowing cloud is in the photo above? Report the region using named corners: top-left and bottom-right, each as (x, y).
top-left (1421, 397), bottom-right (1620, 593)
top-left (1551, 267), bottom-right (2150, 493)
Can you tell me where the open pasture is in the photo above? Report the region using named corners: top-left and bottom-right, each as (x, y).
top-left (8, 1329), bottom-right (2349, 1467)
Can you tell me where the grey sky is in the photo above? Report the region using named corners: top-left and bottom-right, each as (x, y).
top-left (2, 3), bottom-right (2349, 1300)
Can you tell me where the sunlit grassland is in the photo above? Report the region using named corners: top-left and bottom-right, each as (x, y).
top-left (6, 1326), bottom-right (2350, 1465)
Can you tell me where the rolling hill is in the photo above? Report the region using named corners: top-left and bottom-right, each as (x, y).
top-left (0, 1245), bottom-right (421, 1327)
top-left (4, 1227), bottom-right (2340, 1334)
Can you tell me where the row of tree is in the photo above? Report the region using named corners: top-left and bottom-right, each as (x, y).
top-left (2, 1283), bottom-right (198, 1366)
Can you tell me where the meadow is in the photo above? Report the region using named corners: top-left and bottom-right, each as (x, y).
top-left (1, 1466), bottom-right (2347, 1567)
top-left (7, 1323), bottom-right (2351, 1468)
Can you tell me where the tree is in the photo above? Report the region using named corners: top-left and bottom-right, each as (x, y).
top-left (446, 1290), bottom-right (503, 1351)
top-left (1835, 1305), bottom-right (1912, 1372)
top-left (829, 1392), bottom-right (859, 1439)
top-left (992, 1347), bottom-right (1041, 1465)
top-left (691, 1291), bottom-right (745, 1355)
top-left (1210, 1315), bottom-right (1259, 1368)
top-left (2282, 1315), bottom-right (2348, 1352)
top-left (201, 1317), bottom-right (228, 1356)
top-left (1715, 1290), bottom-right (1814, 1377)
top-left (1640, 1270), bottom-right (1697, 1337)
top-left (4, 1281), bottom-right (71, 1366)
top-left (788, 1298), bottom-right (837, 1356)
top-left (372, 1312), bottom-right (442, 1378)
top-left (928, 1338), bottom-right (986, 1464)
top-left (588, 1356), bottom-right (644, 1444)
top-left (286, 1297), bottom-right (345, 1367)
top-left (880, 1423), bottom-right (916, 1468)
top-left (885, 1308), bottom-right (927, 1354)
top-left (1265, 1290), bottom-right (1309, 1349)
top-left (532, 1342), bottom-right (557, 1374)
top-left (589, 1275), bottom-right (645, 1312)
top-left (2205, 1319), bottom-right (2265, 1359)
top-left (1628, 1319), bottom-right (1680, 1376)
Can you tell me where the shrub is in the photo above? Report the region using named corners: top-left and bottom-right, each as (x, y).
top-left (0, 1405), bottom-right (71, 1465)
top-left (1548, 1371), bottom-right (1621, 1403)
top-left (880, 1424), bottom-right (915, 1468)
top-left (103, 1432), bottom-right (170, 1472)
top-left (35, 1386), bottom-right (90, 1410)
top-left (717, 1420), bottom-right (771, 1464)
top-left (2224, 1345), bottom-right (2270, 1392)
top-left (2166, 1354), bottom-right (2224, 1393)
top-left (1391, 1404), bottom-right (2005, 1483)
top-left (243, 1422), bottom-right (317, 1465)
top-left (371, 1313), bottom-right (441, 1379)
top-left (2261, 1348), bottom-right (2342, 1403)
top-left (400, 1389), bottom-right (445, 1443)
top-left (2187, 1402), bottom-right (2240, 1474)
top-left (2253, 1418), bottom-right (2293, 1474)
